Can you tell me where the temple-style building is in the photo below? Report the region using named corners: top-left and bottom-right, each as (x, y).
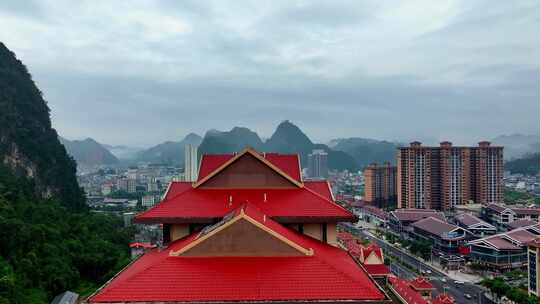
top-left (88, 147), bottom-right (389, 303)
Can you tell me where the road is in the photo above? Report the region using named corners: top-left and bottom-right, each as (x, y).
top-left (348, 226), bottom-right (494, 304)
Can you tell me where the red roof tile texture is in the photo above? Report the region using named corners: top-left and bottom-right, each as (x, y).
top-left (90, 204), bottom-right (384, 303)
top-left (432, 293), bottom-right (455, 304)
top-left (135, 181), bottom-right (354, 223)
top-left (389, 277), bottom-right (429, 304)
top-left (362, 264), bottom-right (390, 276)
top-left (409, 277), bottom-right (434, 290)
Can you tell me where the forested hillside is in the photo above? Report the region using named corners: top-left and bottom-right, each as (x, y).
top-left (0, 42), bottom-right (132, 303)
top-left (505, 152), bottom-right (540, 175)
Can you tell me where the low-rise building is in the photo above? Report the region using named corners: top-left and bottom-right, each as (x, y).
top-left (357, 205), bottom-right (389, 227)
top-left (389, 209), bottom-right (445, 235)
top-left (454, 213), bottom-right (496, 238)
top-left (408, 277), bottom-right (435, 299)
top-left (508, 219), bottom-right (538, 230)
top-left (482, 203), bottom-right (516, 230)
top-left (410, 217), bottom-right (468, 254)
top-left (468, 225), bottom-right (540, 271)
top-left (482, 203), bottom-right (540, 231)
top-left (388, 277), bottom-right (449, 304)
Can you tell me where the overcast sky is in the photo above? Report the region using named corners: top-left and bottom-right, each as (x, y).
top-left (1, 1), bottom-right (539, 147)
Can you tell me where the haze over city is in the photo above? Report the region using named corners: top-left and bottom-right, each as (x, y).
top-left (1, 1), bottom-right (540, 146)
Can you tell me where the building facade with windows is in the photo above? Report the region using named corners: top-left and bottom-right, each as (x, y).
top-left (397, 141), bottom-right (503, 211)
top-left (364, 162), bottom-right (397, 209)
top-left (307, 149), bottom-right (329, 178)
top-left (529, 239), bottom-right (540, 296)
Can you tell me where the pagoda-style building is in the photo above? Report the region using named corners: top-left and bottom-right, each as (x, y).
top-left (89, 147), bottom-right (389, 303)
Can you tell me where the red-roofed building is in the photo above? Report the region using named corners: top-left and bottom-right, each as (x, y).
top-left (431, 293), bottom-right (455, 304)
top-left (408, 277), bottom-right (435, 299)
top-left (88, 148), bottom-right (388, 303)
top-left (388, 277), bottom-right (429, 304)
top-left (388, 277), bottom-right (443, 304)
top-left (337, 233), bottom-right (391, 283)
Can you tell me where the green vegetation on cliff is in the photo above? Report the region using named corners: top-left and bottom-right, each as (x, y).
top-left (0, 42), bottom-right (132, 303)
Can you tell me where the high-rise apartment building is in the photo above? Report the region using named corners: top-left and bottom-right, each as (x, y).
top-left (397, 141), bottom-right (503, 211)
top-left (308, 149), bottom-right (328, 178)
top-left (184, 144), bottom-right (198, 182)
top-left (529, 239), bottom-right (540, 296)
top-left (364, 162), bottom-right (397, 209)
top-left (117, 178), bottom-right (137, 193)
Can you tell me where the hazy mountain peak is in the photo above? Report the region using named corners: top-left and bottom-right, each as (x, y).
top-left (182, 133), bottom-right (202, 145)
top-left (268, 120), bottom-right (313, 147)
top-left (59, 136), bottom-right (119, 168)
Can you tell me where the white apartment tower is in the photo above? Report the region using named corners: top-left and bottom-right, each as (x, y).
top-left (184, 144), bottom-right (198, 182)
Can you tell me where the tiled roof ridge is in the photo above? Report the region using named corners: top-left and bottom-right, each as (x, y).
top-left (134, 183), bottom-right (194, 219)
top-left (302, 185), bottom-right (354, 216)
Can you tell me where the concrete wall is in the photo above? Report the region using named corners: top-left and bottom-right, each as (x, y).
top-left (304, 223), bottom-right (322, 241)
top-left (327, 223), bottom-right (337, 246)
top-left (170, 224), bottom-right (189, 241)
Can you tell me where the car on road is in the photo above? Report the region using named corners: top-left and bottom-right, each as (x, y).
top-left (465, 293), bottom-right (472, 299)
top-left (454, 280), bottom-right (464, 284)
top-left (440, 278), bottom-right (447, 283)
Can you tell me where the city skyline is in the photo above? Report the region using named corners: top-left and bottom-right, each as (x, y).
top-left (1, 1), bottom-right (540, 146)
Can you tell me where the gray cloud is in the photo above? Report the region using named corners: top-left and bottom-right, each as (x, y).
top-left (1, 0), bottom-right (539, 147)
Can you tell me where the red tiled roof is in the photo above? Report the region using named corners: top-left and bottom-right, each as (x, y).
top-left (337, 231), bottom-right (354, 241)
top-left (90, 204), bottom-right (385, 303)
top-left (362, 264), bottom-right (390, 276)
top-left (361, 244), bottom-right (383, 261)
top-left (135, 182), bottom-right (354, 223)
top-left (409, 277), bottom-right (434, 290)
top-left (389, 277), bottom-right (428, 304)
top-left (304, 180), bottom-right (333, 201)
top-left (432, 293), bottom-right (455, 304)
top-left (197, 154), bottom-right (234, 182)
top-left (196, 152), bottom-right (302, 183)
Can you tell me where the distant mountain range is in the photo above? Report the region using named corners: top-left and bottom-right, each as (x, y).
top-left (328, 138), bottom-right (401, 167)
top-left (134, 133), bottom-right (203, 165)
top-left (492, 134), bottom-right (540, 160)
top-left (198, 121), bottom-right (358, 171)
top-left (59, 137), bottom-right (119, 169)
top-left (102, 144), bottom-right (143, 160)
top-left (61, 121), bottom-right (404, 171)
